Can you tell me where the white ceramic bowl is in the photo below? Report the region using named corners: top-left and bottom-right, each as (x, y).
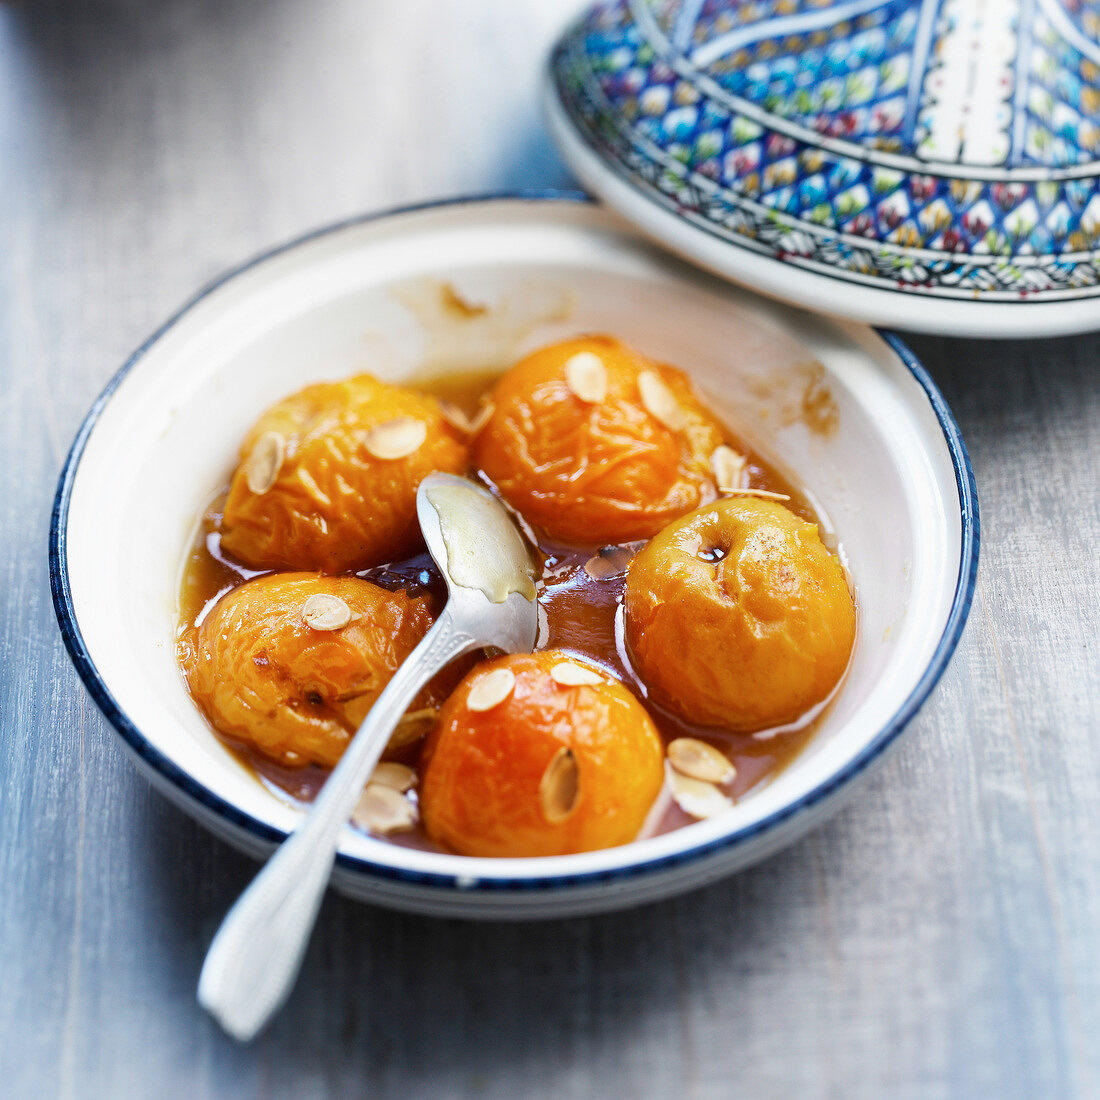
top-left (51, 195), bottom-right (978, 920)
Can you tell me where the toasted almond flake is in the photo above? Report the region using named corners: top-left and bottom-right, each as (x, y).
top-left (564, 352), bottom-right (608, 403)
top-left (638, 370), bottom-right (688, 431)
top-left (550, 661), bottom-right (604, 687)
top-left (243, 431), bottom-right (285, 494)
top-left (370, 761), bottom-right (417, 792)
top-left (439, 401), bottom-right (473, 434)
top-left (301, 593), bottom-right (352, 631)
top-left (711, 444), bottom-right (747, 492)
top-left (668, 737), bottom-right (736, 785)
top-left (388, 721), bottom-right (431, 751)
top-left (583, 556), bottom-right (614, 580)
top-left (364, 417), bottom-right (427, 460)
top-left (468, 401), bottom-right (494, 435)
top-left (583, 544), bottom-right (639, 580)
top-left (352, 783), bottom-right (417, 834)
top-left (397, 706), bottom-right (439, 728)
top-left (666, 762), bottom-right (733, 820)
top-left (465, 667), bottom-right (516, 712)
top-left (725, 487), bottom-right (791, 501)
top-left (583, 554), bottom-right (618, 581)
top-left (539, 747), bottom-right (580, 823)
top-left (389, 707), bottom-right (437, 748)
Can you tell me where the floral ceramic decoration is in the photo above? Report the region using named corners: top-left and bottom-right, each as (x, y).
top-left (550, 0), bottom-right (1100, 312)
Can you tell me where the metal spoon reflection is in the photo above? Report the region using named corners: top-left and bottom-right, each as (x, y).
top-left (198, 473), bottom-right (539, 1040)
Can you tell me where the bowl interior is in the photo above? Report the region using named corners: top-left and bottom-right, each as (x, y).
top-left (61, 199), bottom-right (963, 884)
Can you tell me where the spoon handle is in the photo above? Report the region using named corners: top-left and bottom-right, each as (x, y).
top-left (198, 609), bottom-right (476, 1041)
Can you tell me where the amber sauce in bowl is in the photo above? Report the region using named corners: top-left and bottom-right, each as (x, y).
top-left (176, 367), bottom-right (845, 853)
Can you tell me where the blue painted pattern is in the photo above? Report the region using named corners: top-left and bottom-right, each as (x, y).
top-left (552, 0), bottom-right (1100, 300)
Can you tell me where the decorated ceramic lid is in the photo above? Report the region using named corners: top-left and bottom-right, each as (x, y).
top-left (544, 0), bottom-right (1100, 336)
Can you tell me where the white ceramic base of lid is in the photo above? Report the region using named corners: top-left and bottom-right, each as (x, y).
top-left (543, 77), bottom-right (1100, 340)
top-left (51, 196), bottom-right (977, 919)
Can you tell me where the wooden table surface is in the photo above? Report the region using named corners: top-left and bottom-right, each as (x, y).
top-left (2, 2), bottom-right (1098, 1097)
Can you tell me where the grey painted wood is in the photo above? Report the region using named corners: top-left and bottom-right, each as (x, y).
top-left (1, 2), bottom-right (1097, 1097)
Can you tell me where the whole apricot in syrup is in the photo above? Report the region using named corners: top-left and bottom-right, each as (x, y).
top-left (220, 374), bottom-right (469, 572)
top-left (474, 336), bottom-right (725, 545)
top-left (624, 498), bottom-right (856, 733)
top-left (419, 650), bottom-right (664, 857)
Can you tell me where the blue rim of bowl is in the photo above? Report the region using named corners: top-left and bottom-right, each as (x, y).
top-left (49, 191), bottom-right (980, 895)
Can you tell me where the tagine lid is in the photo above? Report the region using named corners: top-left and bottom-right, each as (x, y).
top-left (544, 0), bottom-right (1100, 337)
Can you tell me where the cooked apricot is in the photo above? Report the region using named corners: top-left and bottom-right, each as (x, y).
top-left (220, 374), bottom-right (469, 572)
top-left (624, 498), bottom-right (855, 732)
top-left (473, 336), bottom-right (724, 544)
top-left (419, 650), bottom-right (664, 857)
top-left (183, 573), bottom-right (442, 767)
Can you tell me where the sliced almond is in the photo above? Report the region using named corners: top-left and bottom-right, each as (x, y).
top-left (564, 352), bottom-right (608, 403)
top-left (711, 445), bottom-right (747, 492)
top-left (370, 761), bottom-right (417, 792)
top-left (638, 370), bottom-right (688, 431)
top-left (439, 400), bottom-right (473, 434)
top-left (301, 593), bottom-right (352, 631)
top-left (465, 667), bottom-right (516, 712)
top-left (364, 417), bottom-right (427, 460)
top-left (352, 783), bottom-right (417, 835)
top-left (397, 706), bottom-right (438, 729)
top-left (539, 746), bottom-right (580, 823)
top-left (550, 661), bottom-right (604, 687)
top-left (725, 487), bottom-right (791, 501)
top-left (468, 400), bottom-right (494, 435)
top-left (667, 763), bottom-right (733, 820)
top-left (389, 707), bottom-right (437, 748)
top-left (243, 430), bottom-right (285, 494)
top-left (583, 554), bottom-right (617, 580)
top-left (386, 715), bottom-right (434, 751)
top-left (583, 545), bottom-right (638, 580)
top-left (668, 737), bottom-right (736, 785)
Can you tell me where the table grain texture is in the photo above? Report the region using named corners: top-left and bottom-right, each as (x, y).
top-left (2, 2), bottom-right (1099, 1097)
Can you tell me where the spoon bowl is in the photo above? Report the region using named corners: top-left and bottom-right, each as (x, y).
top-left (416, 473), bottom-right (540, 654)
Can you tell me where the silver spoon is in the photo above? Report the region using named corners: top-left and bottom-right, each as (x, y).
top-left (198, 472), bottom-right (539, 1040)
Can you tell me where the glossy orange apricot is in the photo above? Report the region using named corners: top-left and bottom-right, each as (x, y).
top-left (473, 336), bottom-right (724, 544)
top-left (419, 650), bottom-right (664, 857)
top-left (624, 498), bottom-right (856, 732)
top-left (220, 374), bottom-right (469, 572)
top-left (183, 573), bottom-right (441, 767)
